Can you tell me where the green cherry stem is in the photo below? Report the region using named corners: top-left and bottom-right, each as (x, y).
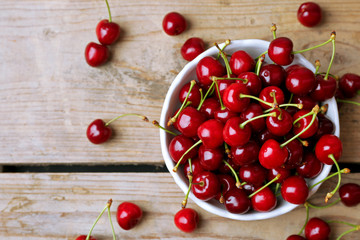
top-left (315, 60), bottom-right (321, 75)
top-left (210, 76), bottom-right (248, 84)
top-left (106, 201), bottom-right (116, 240)
top-left (215, 42), bottom-right (232, 77)
top-left (336, 226), bottom-right (360, 240)
top-left (324, 35), bottom-right (336, 80)
top-left (86, 199), bottom-right (112, 240)
top-left (105, 113), bottom-right (148, 126)
top-left (292, 110), bottom-right (314, 125)
top-left (271, 23), bottom-right (277, 39)
top-left (152, 120), bottom-right (178, 136)
top-left (105, 0), bottom-right (112, 22)
top-left (197, 81), bottom-right (215, 110)
top-left (298, 203), bottom-right (310, 235)
top-left (223, 160), bottom-right (242, 188)
top-left (216, 39), bottom-right (231, 60)
top-left (292, 31), bottom-right (335, 54)
top-left (336, 98), bottom-right (360, 106)
top-left (325, 154), bottom-right (342, 203)
top-left (248, 174), bottom-right (280, 198)
top-left (182, 158), bottom-right (193, 208)
top-left (285, 93), bottom-right (294, 111)
top-left (328, 220), bottom-right (358, 228)
top-left (306, 198), bottom-right (341, 210)
top-left (255, 54), bottom-right (265, 76)
top-left (239, 94), bottom-right (274, 108)
top-left (239, 112), bottom-right (277, 129)
top-left (310, 168), bottom-right (350, 190)
top-left (173, 140), bottom-right (202, 172)
top-left (214, 79), bottom-right (226, 110)
top-left (256, 50), bottom-right (268, 60)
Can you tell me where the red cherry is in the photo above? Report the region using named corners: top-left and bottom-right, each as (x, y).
top-left (214, 108), bottom-right (238, 124)
top-left (181, 37), bottom-right (205, 61)
top-left (281, 175), bottom-right (309, 204)
top-left (315, 134), bottom-right (342, 165)
top-left (174, 208), bottom-right (199, 233)
top-left (259, 139), bottom-right (288, 169)
top-left (229, 50), bottom-right (256, 75)
top-left (293, 109), bottom-right (319, 139)
top-left (216, 174), bottom-right (236, 201)
top-left (183, 158), bottom-right (204, 179)
top-left (240, 103), bottom-right (266, 133)
top-left (283, 137), bottom-right (303, 169)
top-left (237, 72), bottom-right (263, 96)
top-left (259, 86), bottom-right (285, 109)
top-left (314, 115), bottom-right (334, 139)
top-left (239, 163), bottom-right (267, 187)
top-left (339, 183), bottom-right (360, 207)
top-left (339, 73), bottom-right (360, 98)
top-left (191, 171), bottom-right (220, 201)
top-left (162, 12), bottom-right (187, 36)
top-left (285, 64), bottom-right (304, 74)
top-left (292, 95), bottom-right (317, 110)
top-left (196, 56), bottom-right (226, 86)
top-left (251, 187), bottom-right (277, 212)
top-left (266, 109), bottom-right (293, 136)
top-left (256, 128), bottom-right (282, 145)
top-left (231, 140), bottom-right (260, 166)
top-left (96, 19), bottom-right (121, 45)
top-left (116, 202), bottom-right (143, 230)
top-left (198, 145), bottom-right (223, 171)
top-left (75, 235), bottom-right (96, 240)
top-left (305, 217), bottom-right (331, 240)
top-left (224, 188), bottom-right (251, 214)
top-left (296, 152), bottom-right (323, 178)
top-left (177, 107), bottom-right (206, 137)
top-left (197, 119), bottom-right (224, 148)
top-left (286, 67), bottom-right (316, 95)
top-left (87, 119), bottom-right (112, 144)
top-left (215, 76), bottom-right (236, 100)
top-left (222, 83), bottom-right (250, 112)
top-left (169, 135), bottom-right (198, 164)
top-left (297, 2), bottom-right (322, 27)
top-left (179, 82), bottom-right (202, 108)
top-left (223, 117), bottom-right (252, 147)
top-left (85, 42), bottom-right (109, 67)
top-left (286, 235), bottom-right (306, 240)
top-left (218, 158), bottom-right (240, 174)
top-left (199, 98), bottom-right (221, 119)
top-left (268, 37), bottom-right (294, 66)
top-left (259, 64), bottom-right (287, 87)
top-left (267, 167), bottom-right (291, 183)
top-left (310, 75), bottom-right (337, 101)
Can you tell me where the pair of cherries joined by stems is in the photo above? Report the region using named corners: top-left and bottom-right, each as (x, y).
top-left (85, 0), bottom-right (121, 67)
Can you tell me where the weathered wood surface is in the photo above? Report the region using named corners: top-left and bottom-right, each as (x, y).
top-left (0, 173), bottom-right (359, 240)
top-left (0, 0), bottom-right (359, 164)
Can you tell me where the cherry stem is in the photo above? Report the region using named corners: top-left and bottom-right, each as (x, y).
top-left (328, 220), bottom-right (358, 228)
top-left (104, 0), bottom-right (112, 22)
top-left (240, 112), bottom-right (276, 129)
top-left (222, 160), bottom-right (242, 188)
top-left (263, 103), bottom-right (302, 113)
top-left (297, 138), bottom-right (309, 147)
top-left (214, 79), bottom-right (226, 110)
top-left (298, 203), bottom-right (309, 235)
top-left (256, 50), bottom-right (268, 60)
top-left (86, 199), bottom-right (112, 240)
top-left (324, 38), bottom-right (336, 80)
top-left (107, 203), bottom-right (116, 240)
top-left (274, 182), bottom-right (280, 194)
top-left (292, 31), bottom-right (335, 54)
top-left (152, 120), bottom-right (178, 136)
top-left (168, 80), bottom-right (196, 126)
top-left (306, 198), bottom-right (341, 210)
top-left (182, 158), bottom-right (193, 208)
top-left (285, 93), bottom-right (293, 111)
top-left (210, 76), bottom-right (248, 84)
top-left (280, 105), bottom-right (319, 148)
top-left (215, 42), bottom-right (232, 78)
top-left (255, 54), bottom-right (265, 76)
top-left (224, 142), bottom-right (231, 158)
top-left (239, 94), bottom-right (273, 107)
top-left (325, 154), bottom-right (342, 203)
top-left (216, 39), bottom-right (231, 60)
top-left (197, 81), bottom-right (215, 110)
top-left (310, 168), bottom-right (350, 190)
top-left (293, 110), bottom-right (314, 125)
top-left (105, 113), bottom-right (148, 126)
top-left (173, 140), bottom-right (202, 172)
top-left (271, 23), bottom-right (277, 39)
top-left (336, 98), bottom-right (360, 106)
top-left (315, 60), bottom-right (321, 75)
top-left (248, 174), bottom-right (280, 198)
top-left (335, 226), bottom-right (360, 240)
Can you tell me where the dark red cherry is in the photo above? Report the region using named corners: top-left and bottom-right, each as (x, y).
top-left (281, 175), bottom-right (309, 204)
top-left (214, 108), bottom-right (238, 124)
top-left (240, 103), bottom-right (266, 133)
top-left (267, 167), bottom-right (291, 183)
top-left (256, 128), bottom-right (282, 145)
top-left (259, 64), bottom-right (287, 87)
top-left (286, 67), bottom-right (316, 95)
top-left (285, 64), bottom-right (304, 74)
top-left (197, 119), bottom-right (224, 148)
top-left (268, 37), bottom-right (294, 66)
top-left (259, 139), bottom-right (288, 169)
top-left (251, 187), bottom-right (277, 212)
top-left (179, 82), bottom-right (202, 108)
top-left (266, 109), bottom-right (293, 136)
top-left (292, 95), bottom-right (317, 110)
top-left (339, 183), bottom-right (360, 207)
top-left (310, 75), bottom-right (337, 101)
top-left (239, 163), bottom-right (267, 187)
top-left (283, 137), bottom-right (303, 169)
top-left (218, 159), bottom-right (240, 174)
top-left (224, 188), bottom-right (251, 214)
top-left (75, 235), bottom-right (96, 240)
top-left (237, 72), bottom-right (263, 96)
top-left (297, 152), bottom-right (323, 178)
top-left (116, 202), bottom-right (143, 230)
top-left (87, 119), bottom-right (112, 144)
top-left (229, 50), bottom-right (256, 75)
top-left (222, 83), bottom-right (250, 113)
top-left (174, 208), bottom-right (199, 233)
top-left (242, 183), bottom-right (256, 195)
top-left (177, 107), bottom-right (206, 137)
top-left (297, 2), bottom-right (322, 27)
top-left (85, 42), bottom-right (109, 67)
top-left (231, 140), bottom-right (260, 166)
top-left (196, 56), bottom-right (226, 86)
top-left (293, 109), bottom-right (319, 139)
top-left (183, 157), bottom-right (204, 179)
top-left (181, 37), bottom-right (205, 61)
top-left (223, 117), bottom-right (252, 147)
top-left (305, 217), bottom-right (331, 240)
top-left (259, 86), bottom-right (285, 109)
top-left (169, 135), bottom-right (198, 164)
top-left (162, 12), bottom-right (186, 36)
top-left (339, 73), bottom-right (360, 98)
top-left (198, 145), bottom-right (223, 171)
top-left (315, 134), bottom-right (342, 165)
top-left (216, 174), bottom-right (236, 201)
top-left (314, 115), bottom-right (334, 139)
top-left (286, 235), bottom-right (306, 240)
top-left (96, 19), bottom-right (121, 45)
top-left (191, 171), bottom-right (221, 201)
top-left (215, 75), bottom-right (237, 100)
top-left (199, 98), bottom-right (220, 119)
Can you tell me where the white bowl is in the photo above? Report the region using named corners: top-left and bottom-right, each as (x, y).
top-left (160, 39), bottom-right (340, 220)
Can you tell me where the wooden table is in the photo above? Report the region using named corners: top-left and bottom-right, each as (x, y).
top-left (1, 0), bottom-right (359, 239)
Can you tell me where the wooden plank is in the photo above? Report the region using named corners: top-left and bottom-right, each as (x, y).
top-left (0, 173), bottom-right (359, 239)
top-left (0, 0), bottom-right (360, 164)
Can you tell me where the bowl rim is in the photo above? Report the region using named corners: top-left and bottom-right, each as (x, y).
top-left (160, 39), bottom-right (339, 220)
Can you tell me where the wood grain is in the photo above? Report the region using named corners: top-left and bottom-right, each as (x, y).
top-left (0, 173), bottom-right (359, 240)
top-left (0, 0), bottom-right (360, 164)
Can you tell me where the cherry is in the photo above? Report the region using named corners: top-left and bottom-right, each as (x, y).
top-left (240, 103), bottom-right (266, 133)
top-left (87, 119), bottom-right (112, 144)
top-left (267, 167), bottom-right (291, 183)
top-left (224, 188), bottom-right (251, 214)
top-left (239, 163), bottom-right (267, 187)
top-left (285, 64), bottom-right (304, 74)
top-left (296, 152), bottom-right (323, 178)
top-left (216, 174), bottom-right (236, 202)
top-left (259, 64), bottom-right (287, 87)
top-left (286, 235), bottom-right (306, 240)
top-left (259, 86), bottom-right (285, 109)
top-left (169, 135), bottom-right (198, 164)
top-left (116, 202), bottom-right (142, 230)
top-left (95, 0), bottom-right (121, 45)
top-left (214, 108), bottom-right (237, 124)
top-left (229, 50), bottom-right (256, 75)
top-left (223, 117), bottom-right (252, 147)
top-left (256, 128), bottom-right (282, 145)
top-left (85, 42), bottom-right (109, 67)
top-left (214, 76), bottom-right (236, 100)
top-left (191, 171), bottom-right (220, 201)
top-left (198, 145), bottom-right (223, 171)
top-left (292, 95), bottom-right (317, 110)
top-left (268, 37), bottom-right (294, 66)
top-left (179, 82), bottom-right (202, 108)
top-left (237, 72), bottom-right (262, 95)
top-left (219, 158), bottom-right (240, 174)
top-left (259, 139), bottom-right (288, 169)
top-left (196, 56), bottom-right (226, 86)
top-left (339, 73), bottom-right (360, 98)
top-left (75, 235), bottom-right (96, 240)
top-left (177, 107), bottom-right (206, 137)
top-left (183, 157), bottom-right (204, 179)
top-left (293, 109), bottom-right (319, 139)
top-left (199, 98), bottom-right (221, 119)
top-left (315, 134), bottom-right (342, 165)
top-left (297, 2), bottom-right (322, 27)
top-left (266, 109), bottom-right (293, 136)
top-left (231, 140), bottom-right (260, 166)
top-left (222, 83), bottom-right (250, 112)
top-left (197, 119), bottom-right (224, 148)
top-left (286, 67), bottom-right (316, 95)
top-left (305, 217), bottom-right (331, 240)
top-left (162, 12), bottom-right (186, 36)
top-left (309, 74), bottom-right (337, 101)
top-left (174, 208), bottom-right (199, 233)
top-left (281, 175), bottom-right (309, 204)
top-left (251, 187), bottom-right (277, 212)
top-left (242, 183), bottom-right (256, 195)
top-left (283, 137), bottom-right (303, 169)
top-left (181, 37), bottom-right (205, 61)
top-left (339, 183), bottom-right (360, 207)
top-left (314, 115), bottom-right (334, 139)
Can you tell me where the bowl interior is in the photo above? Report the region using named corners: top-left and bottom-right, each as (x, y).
top-left (160, 39), bottom-right (339, 220)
